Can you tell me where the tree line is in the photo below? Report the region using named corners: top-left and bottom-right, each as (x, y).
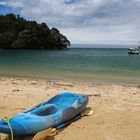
top-left (0, 14), bottom-right (70, 50)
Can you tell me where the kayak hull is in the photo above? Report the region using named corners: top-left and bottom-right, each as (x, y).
top-left (0, 92), bottom-right (88, 135)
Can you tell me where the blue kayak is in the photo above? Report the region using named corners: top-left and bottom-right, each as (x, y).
top-left (0, 92), bottom-right (88, 135)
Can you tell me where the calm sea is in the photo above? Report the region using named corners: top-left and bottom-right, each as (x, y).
top-left (0, 45), bottom-right (140, 84)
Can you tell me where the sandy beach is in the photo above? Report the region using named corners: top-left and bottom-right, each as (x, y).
top-left (0, 76), bottom-right (140, 140)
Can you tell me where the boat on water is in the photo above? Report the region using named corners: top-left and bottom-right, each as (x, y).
top-left (0, 92), bottom-right (88, 135)
top-left (128, 48), bottom-right (139, 55)
top-left (128, 43), bottom-right (140, 55)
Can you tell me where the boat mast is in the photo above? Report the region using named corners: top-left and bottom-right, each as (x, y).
top-left (138, 42), bottom-right (140, 50)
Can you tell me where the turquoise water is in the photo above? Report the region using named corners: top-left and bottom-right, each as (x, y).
top-left (0, 46), bottom-right (140, 84)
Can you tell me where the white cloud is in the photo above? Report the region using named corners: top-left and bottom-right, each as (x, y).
top-left (2, 0), bottom-right (140, 44)
top-left (0, 1), bottom-right (6, 5)
top-left (61, 25), bottom-right (138, 44)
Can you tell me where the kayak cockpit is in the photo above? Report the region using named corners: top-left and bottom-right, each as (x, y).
top-left (23, 93), bottom-right (77, 116)
top-left (47, 93), bottom-right (76, 109)
top-left (31, 104), bottom-right (58, 116)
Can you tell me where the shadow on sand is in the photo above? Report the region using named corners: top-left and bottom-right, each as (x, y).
top-left (4, 135), bottom-right (55, 140)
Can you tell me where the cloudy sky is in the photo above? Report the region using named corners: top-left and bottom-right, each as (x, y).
top-left (0, 0), bottom-right (140, 45)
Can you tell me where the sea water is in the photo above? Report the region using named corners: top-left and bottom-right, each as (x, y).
top-left (0, 45), bottom-right (140, 84)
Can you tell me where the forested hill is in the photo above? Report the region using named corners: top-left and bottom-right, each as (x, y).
top-left (0, 14), bottom-right (70, 50)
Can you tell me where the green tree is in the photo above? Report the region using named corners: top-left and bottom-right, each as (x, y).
top-left (0, 14), bottom-right (70, 50)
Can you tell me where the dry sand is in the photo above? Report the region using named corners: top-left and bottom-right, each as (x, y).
top-left (0, 76), bottom-right (140, 140)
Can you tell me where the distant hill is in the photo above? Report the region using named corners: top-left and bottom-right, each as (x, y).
top-left (0, 14), bottom-right (70, 50)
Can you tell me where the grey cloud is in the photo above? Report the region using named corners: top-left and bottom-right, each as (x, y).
top-left (2, 0), bottom-right (140, 44)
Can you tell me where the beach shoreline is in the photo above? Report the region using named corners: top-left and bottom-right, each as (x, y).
top-left (0, 76), bottom-right (140, 140)
top-left (0, 74), bottom-right (140, 86)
